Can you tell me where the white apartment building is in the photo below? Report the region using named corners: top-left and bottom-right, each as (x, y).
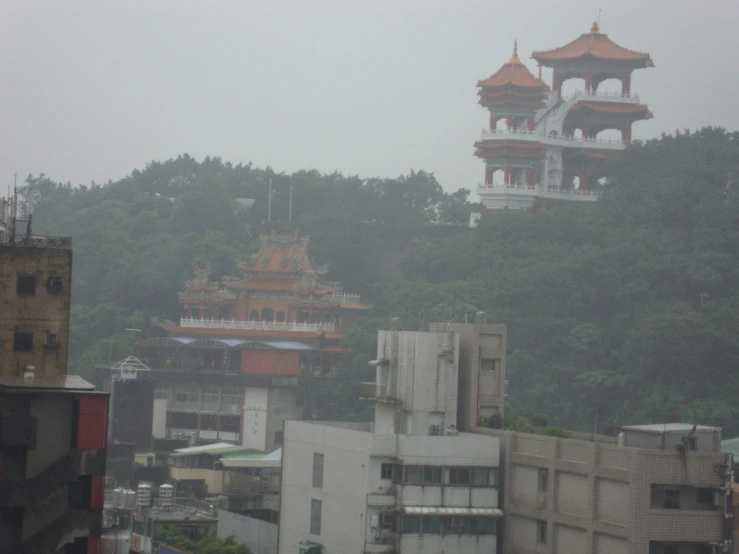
top-left (277, 329), bottom-right (503, 554)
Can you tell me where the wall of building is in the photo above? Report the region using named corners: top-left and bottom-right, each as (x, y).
top-left (266, 387), bottom-right (301, 451)
top-left (375, 330), bottom-right (459, 435)
top-left (474, 426), bottom-right (727, 554)
top-left (242, 387), bottom-right (269, 450)
top-left (279, 421), bottom-right (374, 554)
top-left (0, 245), bottom-right (72, 377)
top-left (217, 509), bottom-right (278, 554)
top-left (170, 467), bottom-right (224, 495)
top-left (26, 394), bottom-right (74, 478)
top-left (429, 323), bottom-right (507, 431)
top-left (241, 351), bottom-right (300, 375)
top-left (399, 534), bottom-right (497, 554)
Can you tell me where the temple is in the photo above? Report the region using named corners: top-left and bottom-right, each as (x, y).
top-left (475, 24), bottom-right (654, 211)
top-left (98, 233), bottom-right (371, 454)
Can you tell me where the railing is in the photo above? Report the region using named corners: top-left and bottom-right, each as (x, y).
top-left (223, 472), bottom-right (279, 495)
top-left (180, 318), bottom-right (336, 333)
top-left (477, 183), bottom-right (601, 200)
top-left (480, 128), bottom-right (628, 147)
top-left (323, 292), bottom-right (362, 304)
top-left (0, 234), bottom-right (72, 250)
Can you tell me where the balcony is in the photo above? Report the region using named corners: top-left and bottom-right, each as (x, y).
top-left (368, 487), bottom-right (396, 507)
top-left (223, 472), bottom-right (279, 496)
top-left (179, 317), bottom-right (335, 333)
top-left (477, 183), bottom-right (601, 203)
top-left (479, 128), bottom-right (628, 151)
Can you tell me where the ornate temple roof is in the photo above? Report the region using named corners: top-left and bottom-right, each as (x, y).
top-left (478, 42), bottom-right (549, 110)
top-left (567, 101), bottom-right (653, 121)
top-left (244, 232), bottom-right (317, 275)
top-left (474, 140), bottom-right (546, 160)
top-left (532, 23), bottom-right (653, 68)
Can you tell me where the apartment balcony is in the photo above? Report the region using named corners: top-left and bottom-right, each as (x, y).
top-left (179, 317), bottom-right (335, 333)
top-left (359, 381), bottom-right (399, 403)
top-left (368, 487), bottom-right (397, 507)
top-left (401, 486), bottom-right (498, 508)
top-left (223, 472), bottom-right (279, 496)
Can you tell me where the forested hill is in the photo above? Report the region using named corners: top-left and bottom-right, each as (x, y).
top-left (26, 127), bottom-right (739, 434)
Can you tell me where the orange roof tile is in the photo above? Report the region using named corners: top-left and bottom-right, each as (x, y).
top-left (533, 23), bottom-right (653, 67)
top-left (246, 248), bottom-right (315, 274)
top-left (479, 41), bottom-right (550, 91)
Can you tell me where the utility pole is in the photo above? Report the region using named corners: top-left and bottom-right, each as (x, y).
top-left (288, 184), bottom-right (293, 223)
top-left (267, 179), bottom-right (273, 224)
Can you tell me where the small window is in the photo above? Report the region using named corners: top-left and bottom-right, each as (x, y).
top-left (310, 499), bottom-right (322, 535)
top-left (480, 358), bottom-right (495, 371)
top-left (404, 466), bottom-right (442, 485)
top-left (688, 437), bottom-right (697, 451)
top-left (47, 276), bottom-right (63, 293)
top-left (537, 520), bottom-right (547, 544)
top-left (274, 431), bottom-right (283, 444)
top-left (422, 515), bottom-right (441, 534)
top-left (44, 333), bottom-right (58, 348)
top-left (401, 515), bottom-right (421, 533)
top-left (250, 310), bottom-right (259, 321)
top-left (380, 463), bottom-right (394, 480)
top-left (538, 468), bottom-right (549, 492)
top-left (379, 513), bottom-right (395, 530)
top-left (13, 332), bottom-right (33, 352)
top-left (16, 275), bottom-right (36, 295)
top-left (471, 468), bottom-right (490, 486)
top-left (697, 488), bottom-right (715, 505)
top-left (664, 489), bottom-right (680, 509)
top-left (276, 311), bottom-right (285, 322)
top-left (449, 467), bottom-right (471, 485)
top-left (312, 453), bottom-right (324, 489)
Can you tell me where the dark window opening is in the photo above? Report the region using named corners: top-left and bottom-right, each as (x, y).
top-left (276, 311), bottom-right (285, 322)
top-left (404, 466), bottom-right (442, 485)
top-left (274, 431), bottom-right (283, 444)
top-left (448, 467), bottom-right (470, 485)
top-left (537, 520), bottom-right (547, 544)
top-left (538, 468), bottom-right (548, 492)
top-left (261, 308), bottom-right (274, 321)
top-left (664, 489), bottom-right (680, 509)
top-left (250, 310), bottom-right (259, 321)
top-left (480, 358), bottom-right (495, 371)
top-left (16, 275), bottom-right (36, 295)
top-left (47, 276), bottom-right (63, 293)
top-left (379, 513), bottom-right (396, 530)
top-left (13, 332), bottom-right (33, 352)
top-left (697, 488), bottom-right (715, 505)
top-left (381, 463), bottom-right (394, 480)
top-left (44, 333), bottom-right (58, 348)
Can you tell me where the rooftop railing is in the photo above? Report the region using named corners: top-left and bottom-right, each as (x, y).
top-left (180, 317), bottom-right (336, 333)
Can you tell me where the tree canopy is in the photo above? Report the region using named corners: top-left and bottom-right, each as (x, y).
top-left (24, 127), bottom-right (739, 434)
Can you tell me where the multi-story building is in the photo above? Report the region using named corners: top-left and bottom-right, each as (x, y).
top-left (278, 329), bottom-right (503, 554)
top-left (1, 198), bottom-right (108, 554)
top-left (95, 232), bottom-right (372, 454)
top-left (479, 423), bottom-right (731, 554)
top-left (474, 24), bottom-right (654, 211)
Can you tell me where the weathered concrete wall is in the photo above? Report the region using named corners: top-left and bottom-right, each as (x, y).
top-left (217, 510), bottom-right (278, 554)
top-left (0, 245), bottom-right (72, 377)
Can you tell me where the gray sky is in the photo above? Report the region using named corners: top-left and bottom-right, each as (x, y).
top-left (2, 0), bottom-right (738, 195)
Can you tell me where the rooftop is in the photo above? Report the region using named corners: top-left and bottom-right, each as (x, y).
top-left (622, 423), bottom-right (720, 434)
top-left (220, 447), bottom-right (282, 468)
top-left (170, 442), bottom-right (246, 457)
top-left (0, 374), bottom-right (96, 392)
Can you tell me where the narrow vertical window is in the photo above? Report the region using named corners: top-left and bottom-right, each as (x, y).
top-left (310, 499), bottom-right (322, 535)
top-left (312, 453), bottom-right (324, 489)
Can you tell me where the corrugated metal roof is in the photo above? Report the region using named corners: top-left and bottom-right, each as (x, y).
top-left (170, 442), bottom-right (243, 457)
top-left (401, 507), bottom-right (503, 517)
top-left (220, 447), bottom-right (282, 468)
top-left (0, 374), bottom-right (96, 391)
top-left (262, 341), bottom-right (314, 351)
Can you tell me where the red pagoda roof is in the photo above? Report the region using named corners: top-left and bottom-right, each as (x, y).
top-left (567, 102), bottom-right (653, 120)
top-left (532, 23), bottom-right (653, 68)
top-left (474, 140), bottom-right (546, 160)
top-left (479, 42), bottom-right (549, 89)
top-left (226, 279), bottom-right (297, 291)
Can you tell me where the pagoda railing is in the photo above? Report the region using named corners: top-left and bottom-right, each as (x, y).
top-left (480, 128), bottom-right (628, 149)
top-left (477, 182), bottom-right (601, 201)
top-left (0, 234), bottom-right (72, 250)
top-left (180, 317), bottom-right (336, 333)
top-left (323, 292), bottom-right (362, 304)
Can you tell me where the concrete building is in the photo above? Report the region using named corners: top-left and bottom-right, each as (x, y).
top-left (0, 207), bottom-right (72, 378)
top-left (278, 329), bottom-right (503, 554)
top-left (476, 420), bottom-right (731, 554)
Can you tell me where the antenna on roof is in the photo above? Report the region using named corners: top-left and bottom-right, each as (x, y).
top-left (597, 8), bottom-right (602, 27)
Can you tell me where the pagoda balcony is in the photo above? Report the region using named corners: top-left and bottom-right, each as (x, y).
top-left (477, 182), bottom-right (601, 203)
top-left (179, 317), bottom-right (336, 333)
top-left (323, 292), bottom-right (362, 304)
top-left (480, 128), bottom-right (628, 151)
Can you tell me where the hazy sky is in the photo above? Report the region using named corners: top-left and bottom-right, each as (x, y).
top-left (2, 1), bottom-right (738, 195)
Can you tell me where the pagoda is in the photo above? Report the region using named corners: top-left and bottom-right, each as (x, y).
top-left (475, 23), bottom-right (654, 211)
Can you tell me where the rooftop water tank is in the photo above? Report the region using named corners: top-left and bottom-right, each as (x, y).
top-left (136, 484), bottom-right (152, 510)
top-left (159, 484), bottom-right (174, 508)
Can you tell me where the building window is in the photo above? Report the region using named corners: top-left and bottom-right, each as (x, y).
top-left (13, 332), bottom-right (33, 352)
top-left (664, 489), bottom-right (680, 509)
top-left (16, 275), bottom-right (36, 295)
top-left (261, 308), bottom-right (274, 321)
top-left (448, 467), bottom-right (470, 485)
top-left (480, 358), bottom-right (495, 371)
top-left (250, 310), bottom-right (259, 320)
top-left (276, 311), bottom-right (285, 322)
top-left (537, 520), bottom-right (547, 544)
top-left (422, 515), bottom-right (442, 534)
top-left (312, 453), bottom-right (324, 489)
top-left (404, 466), bottom-right (442, 485)
top-left (379, 513), bottom-right (396, 530)
top-left (472, 517), bottom-right (497, 535)
top-left (471, 468), bottom-right (491, 486)
top-left (44, 333), bottom-right (58, 348)
top-left (380, 463), bottom-right (394, 480)
top-left (538, 468), bottom-right (548, 492)
top-left (698, 488), bottom-right (716, 506)
top-left (47, 276), bottom-right (63, 292)
top-left (274, 431), bottom-right (283, 444)
top-left (401, 515), bottom-right (421, 533)
top-left (310, 499), bottom-right (322, 535)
